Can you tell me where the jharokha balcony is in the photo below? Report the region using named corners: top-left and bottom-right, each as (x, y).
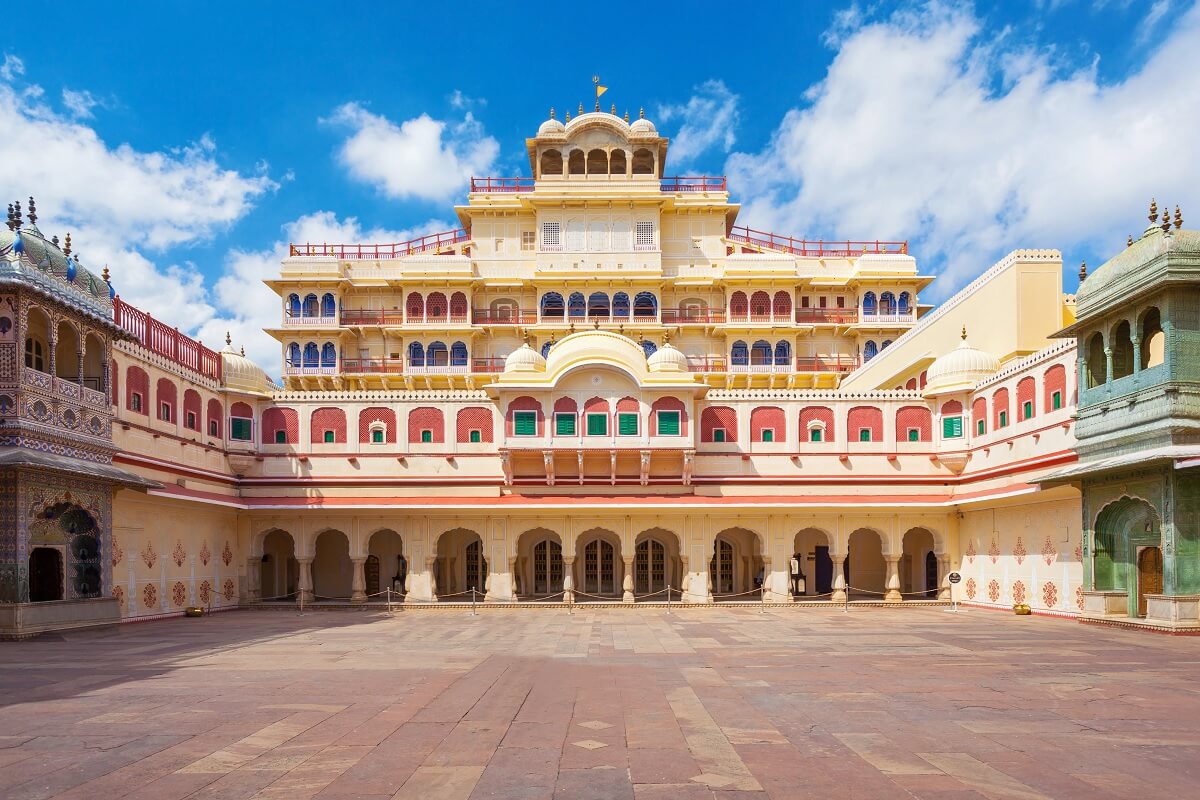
top-left (727, 225), bottom-right (908, 257)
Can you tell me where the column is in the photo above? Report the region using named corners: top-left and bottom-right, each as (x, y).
top-left (938, 555), bottom-right (951, 601)
top-left (1104, 346), bottom-right (1113, 383)
top-left (244, 556), bottom-right (261, 602)
top-left (425, 555), bottom-right (438, 601)
top-left (297, 558), bottom-right (314, 605)
top-left (831, 554), bottom-right (847, 603)
top-left (506, 555), bottom-right (518, 602)
top-left (563, 556), bottom-right (575, 603)
top-left (622, 556), bottom-right (634, 603)
top-left (351, 557), bottom-right (366, 603)
top-left (760, 555), bottom-right (775, 602)
top-left (1132, 334), bottom-right (1142, 373)
top-left (884, 556), bottom-right (902, 602)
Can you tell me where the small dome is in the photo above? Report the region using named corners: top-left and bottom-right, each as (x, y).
top-left (537, 117), bottom-right (566, 136)
top-left (924, 331), bottom-right (1000, 396)
top-left (504, 342), bottom-right (547, 373)
top-left (647, 341), bottom-right (688, 373)
top-left (221, 340), bottom-right (274, 394)
top-left (629, 117), bottom-right (657, 135)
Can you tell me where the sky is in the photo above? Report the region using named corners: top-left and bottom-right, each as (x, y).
top-left (4, 0), bottom-right (1199, 374)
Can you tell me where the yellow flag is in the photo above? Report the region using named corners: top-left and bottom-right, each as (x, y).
top-left (596, 85), bottom-right (608, 99)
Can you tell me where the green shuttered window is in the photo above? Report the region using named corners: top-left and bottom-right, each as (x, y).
top-left (942, 416), bottom-right (963, 439)
top-left (586, 413), bottom-right (608, 436)
top-left (657, 410), bottom-right (680, 436)
top-left (555, 413), bottom-right (576, 436)
top-left (513, 411), bottom-right (537, 436)
top-left (618, 412), bottom-right (638, 436)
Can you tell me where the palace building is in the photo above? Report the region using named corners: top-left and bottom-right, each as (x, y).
top-left (1, 107), bottom-right (1197, 637)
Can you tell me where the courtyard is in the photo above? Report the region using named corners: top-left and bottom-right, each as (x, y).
top-left (0, 608), bottom-right (1196, 799)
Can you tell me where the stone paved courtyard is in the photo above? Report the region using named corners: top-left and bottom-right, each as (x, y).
top-left (1, 608), bottom-right (1198, 799)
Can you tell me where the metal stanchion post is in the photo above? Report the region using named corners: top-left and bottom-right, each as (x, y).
top-left (471, 587), bottom-right (477, 616)
top-left (843, 585), bottom-right (849, 614)
top-left (666, 583), bottom-right (671, 614)
top-left (386, 586), bottom-right (392, 614)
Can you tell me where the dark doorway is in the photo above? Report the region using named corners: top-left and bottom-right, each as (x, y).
top-left (815, 545), bottom-right (833, 594)
top-left (1137, 546), bottom-right (1163, 618)
top-left (925, 551), bottom-right (938, 597)
top-left (29, 548), bottom-right (63, 602)
top-left (365, 554), bottom-right (381, 596)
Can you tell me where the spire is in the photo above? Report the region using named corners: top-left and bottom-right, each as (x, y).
top-left (1079, 260), bottom-right (1087, 282)
top-left (225, 331), bottom-right (232, 346)
top-left (5, 204), bottom-right (14, 232)
top-left (1149, 198), bottom-right (1158, 223)
top-left (961, 325), bottom-right (967, 341)
top-left (51, 234), bottom-right (59, 247)
top-left (639, 107), bottom-right (645, 119)
top-left (101, 265), bottom-right (110, 282)
top-left (1175, 205), bottom-right (1183, 229)
top-left (610, 103), bottom-right (616, 115)
top-left (63, 232), bottom-right (71, 257)
top-left (565, 110), bottom-right (571, 122)
top-left (240, 346), bottom-right (245, 357)
top-left (12, 199), bottom-right (21, 227)
top-left (1127, 233), bottom-right (1133, 247)
top-left (1162, 206), bottom-right (1171, 233)
top-left (549, 106), bottom-right (555, 120)
top-left (624, 109), bottom-right (629, 122)
top-left (26, 196), bottom-right (36, 225)
top-left (578, 101), bottom-right (583, 115)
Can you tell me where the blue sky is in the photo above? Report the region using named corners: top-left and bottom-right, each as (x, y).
top-left (5, 0), bottom-right (1199, 371)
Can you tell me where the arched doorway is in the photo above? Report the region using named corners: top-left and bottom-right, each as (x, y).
top-left (260, 530), bottom-right (297, 600)
top-left (793, 527), bottom-right (832, 597)
top-left (578, 532), bottom-right (619, 598)
top-left (710, 528), bottom-right (763, 600)
top-left (634, 528), bottom-right (682, 598)
top-left (901, 527), bottom-right (938, 598)
top-left (29, 547), bottom-right (63, 602)
top-left (1094, 496), bottom-right (1160, 618)
top-left (313, 529), bottom-right (352, 600)
top-left (847, 528), bottom-right (886, 597)
top-left (1137, 546), bottom-right (1163, 617)
top-left (436, 528), bottom-right (486, 597)
top-left (32, 503), bottom-right (102, 600)
top-left (515, 528), bottom-right (562, 598)
top-left (367, 529), bottom-right (405, 598)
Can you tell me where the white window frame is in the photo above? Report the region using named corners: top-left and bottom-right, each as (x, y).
top-left (656, 409), bottom-right (681, 435)
top-left (635, 221), bottom-right (656, 251)
top-left (712, 427), bottom-right (727, 443)
top-left (807, 421), bottom-right (826, 442)
top-left (159, 402), bottom-right (172, 422)
top-left (541, 221), bottom-right (561, 251)
top-left (520, 230), bottom-right (536, 251)
top-left (554, 412), bottom-right (577, 436)
top-left (585, 412), bottom-right (609, 436)
top-left (131, 392), bottom-right (143, 413)
top-left (513, 410), bottom-right (538, 437)
top-left (369, 422), bottom-right (386, 444)
top-left (617, 411), bottom-right (639, 436)
top-left (858, 427), bottom-right (872, 442)
top-left (760, 427), bottom-right (775, 443)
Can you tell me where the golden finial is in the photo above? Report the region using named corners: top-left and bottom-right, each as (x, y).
top-left (565, 110), bottom-right (571, 122)
top-left (578, 101), bottom-right (583, 115)
top-left (663, 329), bottom-right (672, 344)
top-left (639, 107), bottom-right (645, 119)
top-left (1149, 197), bottom-right (1158, 223)
top-left (1175, 205), bottom-right (1183, 229)
top-left (610, 103), bottom-right (616, 115)
top-left (101, 265), bottom-right (110, 282)
top-left (63, 232), bottom-right (72, 257)
top-left (225, 331), bottom-right (232, 346)
top-left (1127, 233), bottom-right (1133, 247)
top-left (240, 346), bottom-right (245, 356)
top-left (549, 106), bottom-right (555, 120)
top-left (1162, 206), bottom-right (1171, 233)
top-left (624, 109), bottom-right (629, 122)
top-left (1079, 260), bottom-right (1087, 282)
top-left (961, 325), bottom-right (967, 341)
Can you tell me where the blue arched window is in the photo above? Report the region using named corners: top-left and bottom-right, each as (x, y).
top-left (287, 342), bottom-right (301, 366)
top-left (541, 341), bottom-right (553, 358)
top-left (540, 292), bottom-right (564, 318)
top-left (881, 339), bottom-right (893, 350)
top-left (751, 340), bottom-right (772, 365)
top-left (450, 341), bottom-right (468, 367)
top-left (731, 340), bottom-right (749, 366)
top-left (879, 291), bottom-right (896, 314)
top-left (302, 294), bottom-right (319, 317)
top-left (862, 292), bottom-right (877, 315)
top-left (568, 292), bottom-right (586, 317)
top-left (633, 292), bottom-right (657, 317)
top-left (321, 342), bottom-right (336, 367)
top-left (613, 292), bottom-right (630, 317)
top-left (408, 341), bottom-right (425, 367)
top-left (641, 340), bottom-right (657, 357)
top-left (286, 294), bottom-right (301, 318)
top-left (774, 340), bottom-right (791, 366)
top-left (863, 340), bottom-right (878, 361)
top-left (427, 341), bottom-right (448, 366)
top-left (588, 292), bottom-right (610, 317)
top-left (898, 292), bottom-right (911, 313)
top-left (321, 293), bottom-right (336, 317)
top-left (303, 342), bottom-right (319, 367)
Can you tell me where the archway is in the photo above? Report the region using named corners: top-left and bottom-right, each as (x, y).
top-left (792, 527), bottom-right (832, 597)
top-left (29, 547), bottom-right (64, 602)
top-left (901, 527), bottom-right (937, 597)
top-left (575, 528), bottom-right (622, 599)
top-left (847, 528), bottom-right (886, 597)
top-left (367, 529), bottom-right (405, 598)
top-left (1094, 496), bottom-right (1160, 618)
top-left (634, 528), bottom-right (682, 597)
top-left (55, 320), bottom-right (80, 382)
top-left (710, 527), bottom-right (764, 600)
top-left (516, 528), bottom-right (563, 598)
top-left (260, 529), bottom-right (297, 600)
top-left (436, 528), bottom-right (486, 597)
top-left (312, 529), bottom-right (352, 600)
top-left (32, 503), bottom-right (101, 599)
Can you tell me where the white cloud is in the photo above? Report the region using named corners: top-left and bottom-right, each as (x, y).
top-left (1139, 0), bottom-right (1171, 41)
top-left (657, 80), bottom-right (740, 167)
top-left (61, 88), bottom-right (100, 119)
top-left (0, 53), bottom-right (22, 81)
top-left (329, 103), bottom-right (499, 202)
top-left (198, 212), bottom-right (451, 375)
top-left (448, 89), bottom-right (486, 110)
top-left (726, 2), bottom-right (1200, 298)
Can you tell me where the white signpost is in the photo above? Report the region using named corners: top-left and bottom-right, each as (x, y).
top-left (947, 571), bottom-right (962, 613)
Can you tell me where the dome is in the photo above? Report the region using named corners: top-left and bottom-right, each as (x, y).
top-left (923, 330), bottom-right (1000, 396)
top-left (629, 117), bottom-right (657, 135)
top-left (504, 342), bottom-right (546, 373)
top-left (647, 341), bottom-right (688, 373)
top-left (221, 339), bottom-right (274, 394)
top-left (537, 117), bottom-right (566, 136)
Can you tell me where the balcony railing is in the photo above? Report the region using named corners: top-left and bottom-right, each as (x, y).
top-left (661, 309), bottom-right (727, 324)
top-left (729, 359), bottom-right (793, 374)
top-left (726, 313), bottom-right (792, 325)
top-left (339, 358), bottom-right (404, 374)
top-left (405, 357), bottom-right (507, 375)
top-left (470, 177), bottom-right (535, 193)
top-left (540, 313), bottom-right (660, 325)
top-left (796, 355), bottom-right (860, 373)
top-left (687, 356), bottom-right (728, 373)
top-left (661, 176), bottom-right (727, 192)
top-left (289, 228), bottom-right (468, 259)
top-left (340, 310), bottom-right (406, 326)
top-left (283, 364), bottom-right (339, 376)
top-left (283, 314), bottom-right (339, 326)
top-left (859, 312), bottom-right (916, 325)
top-left (473, 309), bottom-right (538, 325)
top-left (796, 308), bottom-right (859, 324)
top-left (113, 297), bottom-right (222, 382)
top-left (728, 225), bottom-right (908, 258)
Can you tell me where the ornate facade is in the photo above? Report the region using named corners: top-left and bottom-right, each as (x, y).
top-left (3, 109), bottom-right (1193, 637)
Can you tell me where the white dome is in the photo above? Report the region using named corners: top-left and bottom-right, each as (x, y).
top-left (924, 331), bottom-right (1000, 396)
top-left (647, 341), bottom-right (688, 373)
top-left (629, 117), bottom-right (657, 135)
top-left (504, 342), bottom-right (547, 373)
top-left (537, 117), bottom-right (566, 136)
top-left (221, 341), bottom-right (273, 394)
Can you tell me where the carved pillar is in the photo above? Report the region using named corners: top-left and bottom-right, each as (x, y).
top-left (831, 555), bottom-right (847, 603)
top-left (48, 326), bottom-right (57, 378)
top-left (622, 556), bottom-right (634, 603)
top-left (296, 558), bottom-right (314, 605)
top-left (508, 555), bottom-right (519, 602)
top-left (426, 555), bottom-right (438, 601)
top-left (351, 557), bottom-right (366, 603)
top-left (884, 556), bottom-right (902, 602)
top-left (1104, 346), bottom-right (1113, 383)
top-left (563, 556), bottom-right (575, 603)
top-left (761, 555), bottom-right (774, 602)
top-left (1131, 334), bottom-right (1142, 373)
top-left (77, 343), bottom-right (84, 386)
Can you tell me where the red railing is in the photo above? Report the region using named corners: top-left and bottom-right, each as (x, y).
top-left (796, 308), bottom-right (859, 324)
top-left (661, 309), bottom-right (727, 324)
top-left (113, 297), bottom-right (222, 382)
top-left (661, 176), bottom-right (727, 192)
top-left (289, 228), bottom-right (469, 259)
top-left (470, 177), bottom-right (535, 193)
top-left (687, 355), bottom-right (728, 373)
top-left (472, 309), bottom-right (539, 325)
top-left (340, 309), bottom-right (405, 326)
top-left (728, 225), bottom-right (907, 257)
top-left (796, 355), bottom-right (860, 373)
top-left (472, 357), bottom-right (507, 373)
top-left (340, 358), bottom-right (405, 374)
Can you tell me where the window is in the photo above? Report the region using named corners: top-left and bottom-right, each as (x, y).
top-left (586, 413), bottom-right (608, 436)
top-left (618, 412), bottom-right (639, 436)
top-left (24, 339), bottom-right (44, 371)
top-left (521, 230), bottom-right (536, 251)
top-left (159, 402), bottom-right (172, 422)
top-left (131, 393), bottom-right (143, 413)
top-left (186, 411), bottom-right (197, 430)
top-left (635, 221), bottom-right (655, 250)
top-left (230, 417), bottom-right (252, 441)
top-left (1052, 391), bottom-right (1062, 410)
top-left (942, 416), bottom-right (963, 439)
top-left (999, 410), bottom-right (1008, 428)
top-left (810, 428), bottom-right (823, 442)
top-left (371, 428), bottom-right (384, 444)
top-left (555, 413), bottom-right (577, 436)
top-left (762, 429), bottom-right (775, 443)
top-left (209, 419), bottom-right (218, 437)
top-left (324, 430), bottom-right (335, 443)
top-left (513, 410), bottom-right (537, 436)
top-left (274, 430), bottom-right (286, 444)
top-left (657, 410), bottom-right (680, 436)
top-left (819, 296), bottom-right (828, 308)
top-left (469, 429), bottom-right (482, 443)
top-left (859, 428), bottom-right (872, 442)
top-left (1023, 400), bottom-right (1033, 420)
top-left (907, 428), bottom-right (919, 442)
top-left (977, 419), bottom-right (985, 436)
top-left (713, 428), bottom-right (727, 443)
top-left (420, 429), bottom-right (433, 443)
top-left (541, 221), bottom-right (560, 250)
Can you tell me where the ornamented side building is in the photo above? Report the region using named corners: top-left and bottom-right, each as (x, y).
top-left (0, 107), bottom-right (1193, 636)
